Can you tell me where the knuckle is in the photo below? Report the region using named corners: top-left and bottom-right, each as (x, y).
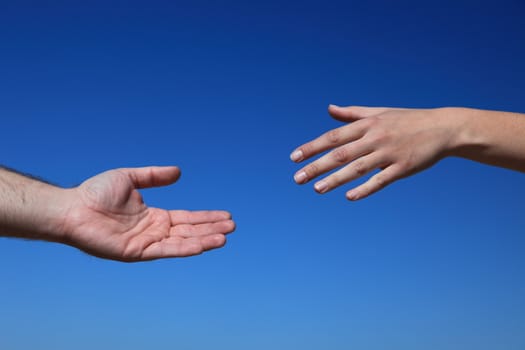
top-left (331, 147), bottom-right (349, 163)
top-left (369, 130), bottom-right (389, 144)
top-left (325, 129), bottom-right (341, 145)
top-left (304, 163), bottom-right (319, 177)
top-left (373, 174), bottom-right (387, 188)
top-left (353, 160), bottom-right (368, 176)
top-left (300, 143), bottom-right (313, 158)
top-left (398, 156), bottom-right (413, 171)
top-left (362, 116), bottom-right (378, 128)
top-left (329, 173), bottom-right (344, 187)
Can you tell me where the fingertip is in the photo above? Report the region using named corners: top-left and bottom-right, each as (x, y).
top-left (168, 165), bottom-right (181, 179)
top-left (293, 171), bottom-right (308, 184)
top-left (218, 210), bottom-right (232, 220)
top-left (202, 234), bottom-right (227, 251)
top-left (226, 219), bottom-right (236, 233)
top-left (215, 234), bottom-right (227, 247)
top-left (290, 149), bottom-right (304, 162)
top-left (328, 104), bottom-right (343, 117)
top-left (156, 166), bottom-right (181, 186)
top-left (218, 219), bottom-right (236, 234)
top-left (329, 105), bottom-right (355, 121)
top-left (345, 190), bottom-right (360, 201)
top-left (314, 180), bottom-right (328, 194)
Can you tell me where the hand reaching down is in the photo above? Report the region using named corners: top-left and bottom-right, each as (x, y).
top-left (291, 105), bottom-right (525, 200)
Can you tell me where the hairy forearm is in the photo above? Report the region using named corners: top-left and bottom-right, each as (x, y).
top-left (0, 167), bottom-right (69, 242)
top-left (443, 108), bottom-right (525, 172)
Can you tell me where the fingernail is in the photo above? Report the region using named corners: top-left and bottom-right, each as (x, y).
top-left (346, 191), bottom-right (358, 201)
top-left (314, 180), bottom-right (328, 193)
top-left (290, 149), bottom-right (303, 162)
top-left (294, 171), bottom-right (307, 184)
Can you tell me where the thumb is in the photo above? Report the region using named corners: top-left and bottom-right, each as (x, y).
top-left (328, 104), bottom-right (389, 122)
top-left (122, 166), bottom-right (181, 189)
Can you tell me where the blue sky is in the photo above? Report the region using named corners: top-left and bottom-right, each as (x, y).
top-left (1, 1), bottom-right (525, 349)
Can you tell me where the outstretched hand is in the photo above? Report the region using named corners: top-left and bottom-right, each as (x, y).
top-left (61, 166), bottom-right (235, 262)
top-left (291, 105), bottom-right (459, 200)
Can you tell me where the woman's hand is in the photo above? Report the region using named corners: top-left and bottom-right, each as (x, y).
top-left (291, 105), bottom-right (463, 200)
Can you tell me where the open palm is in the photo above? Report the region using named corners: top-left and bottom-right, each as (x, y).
top-left (63, 166), bottom-right (235, 262)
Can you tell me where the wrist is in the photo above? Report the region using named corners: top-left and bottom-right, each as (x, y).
top-left (14, 181), bottom-right (75, 243)
top-left (434, 107), bottom-right (480, 158)
top-left (41, 186), bottom-right (78, 244)
top-left (0, 177), bottom-right (73, 243)
top-left (0, 168), bottom-right (78, 243)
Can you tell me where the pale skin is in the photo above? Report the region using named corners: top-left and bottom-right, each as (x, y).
top-left (0, 166), bottom-right (235, 262)
top-left (291, 105), bottom-right (525, 200)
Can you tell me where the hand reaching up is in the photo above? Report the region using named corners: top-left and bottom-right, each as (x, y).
top-left (63, 166), bottom-right (235, 261)
top-left (0, 166), bottom-right (235, 262)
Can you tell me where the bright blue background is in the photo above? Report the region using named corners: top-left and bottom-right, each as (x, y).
top-left (1, 1), bottom-right (525, 349)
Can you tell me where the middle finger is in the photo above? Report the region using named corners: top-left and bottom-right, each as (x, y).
top-left (294, 139), bottom-right (372, 184)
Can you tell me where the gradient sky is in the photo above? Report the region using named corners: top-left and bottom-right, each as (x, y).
top-left (1, 1), bottom-right (525, 349)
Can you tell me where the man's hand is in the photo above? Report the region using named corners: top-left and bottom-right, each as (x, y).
top-left (58, 166), bottom-right (235, 262)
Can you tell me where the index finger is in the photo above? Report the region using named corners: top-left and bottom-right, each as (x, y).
top-left (290, 121), bottom-right (368, 163)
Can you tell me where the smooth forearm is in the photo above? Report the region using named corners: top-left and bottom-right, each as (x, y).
top-left (0, 168), bottom-right (70, 242)
top-left (444, 108), bottom-right (525, 172)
